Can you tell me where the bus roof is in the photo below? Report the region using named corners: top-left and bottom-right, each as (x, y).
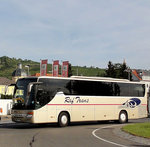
top-left (71, 76), bottom-right (130, 82)
top-left (35, 76), bottom-right (145, 84)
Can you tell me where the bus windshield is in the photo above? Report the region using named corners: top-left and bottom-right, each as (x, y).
top-left (12, 77), bottom-right (37, 110)
top-left (12, 77), bottom-right (62, 110)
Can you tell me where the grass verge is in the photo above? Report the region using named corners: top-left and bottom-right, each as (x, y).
top-left (122, 123), bottom-right (150, 139)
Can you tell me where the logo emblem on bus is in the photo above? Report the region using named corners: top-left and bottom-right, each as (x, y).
top-left (64, 97), bottom-right (89, 104)
top-left (123, 98), bottom-right (141, 108)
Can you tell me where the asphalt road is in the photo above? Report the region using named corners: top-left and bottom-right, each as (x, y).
top-left (0, 118), bottom-right (150, 147)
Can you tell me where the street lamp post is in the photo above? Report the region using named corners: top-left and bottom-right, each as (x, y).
top-left (25, 65), bottom-right (30, 76)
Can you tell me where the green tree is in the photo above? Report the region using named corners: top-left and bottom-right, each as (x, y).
top-left (106, 61), bottom-right (115, 78)
top-left (120, 62), bottom-right (128, 79)
top-left (105, 61), bottom-right (131, 80)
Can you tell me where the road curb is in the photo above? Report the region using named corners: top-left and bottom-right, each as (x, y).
top-left (113, 125), bottom-right (150, 146)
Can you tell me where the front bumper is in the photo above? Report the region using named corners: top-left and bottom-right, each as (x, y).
top-left (11, 110), bottom-right (34, 123)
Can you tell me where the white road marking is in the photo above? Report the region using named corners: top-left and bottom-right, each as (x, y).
top-left (92, 124), bottom-right (128, 147)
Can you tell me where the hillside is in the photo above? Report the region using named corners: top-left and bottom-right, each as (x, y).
top-left (0, 56), bottom-right (40, 79)
top-left (0, 56), bottom-right (106, 79)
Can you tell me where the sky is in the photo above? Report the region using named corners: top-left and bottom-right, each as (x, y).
top-left (0, 0), bottom-right (150, 69)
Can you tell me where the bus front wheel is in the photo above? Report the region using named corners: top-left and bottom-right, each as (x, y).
top-left (119, 111), bottom-right (128, 124)
top-left (58, 112), bottom-right (69, 127)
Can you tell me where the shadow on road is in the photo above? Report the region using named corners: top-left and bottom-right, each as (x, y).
top-left (0, 117), bottom-right (149, 129)
top-left (0, 120), bottom-right (119, 129)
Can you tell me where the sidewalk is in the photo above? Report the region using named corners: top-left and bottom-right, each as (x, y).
top-left (113, 125), bottom-right (150, 146)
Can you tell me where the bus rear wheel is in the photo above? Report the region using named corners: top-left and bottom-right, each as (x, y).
top-left (119, 111), bottom-right (128, 124)
top-left (58, 112), bottom-right (69, 127)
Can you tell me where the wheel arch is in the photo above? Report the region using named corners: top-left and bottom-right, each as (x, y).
top-left (119, 110), bottom-right (128, 123)
top-left (58, 111), bottom-right (71, 123)
top-left (119, 110), bottom-right (128, 118)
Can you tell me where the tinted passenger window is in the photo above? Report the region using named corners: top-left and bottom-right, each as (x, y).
top-left (114, 83), bottom-right (130, 96)
top-left (71, 80), bottom-right (145, 97)
top-left (129, 84), bottom-right (145, 97)
top-left (71, 80), bottom-right (114, 96)
top-left (71, 80), bottom-right (93, 95)
top-left (38, 79), bottom-right (145, 99)
top-left (36, 79), bottom-right (71, 106)
top-left (93, 82), bottom-right (113, 96)
top-left (114, 83), bottom-right (145, 97)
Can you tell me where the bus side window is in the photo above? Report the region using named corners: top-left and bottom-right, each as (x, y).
top-left (114, 83), bottom-right (120, 96)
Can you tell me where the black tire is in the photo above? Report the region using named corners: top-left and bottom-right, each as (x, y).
top-left (119, 111), bottom-right (128, 124)
top-left (58, 112), bottom-right (69, 127)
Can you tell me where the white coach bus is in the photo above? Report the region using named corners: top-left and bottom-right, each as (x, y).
top-left (11, 76), bottom-right (149, 127)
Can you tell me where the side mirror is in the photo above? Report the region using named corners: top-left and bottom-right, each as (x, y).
top-left (27, 83), bottom-right (33, 94)
top-left (27, 82), bottom-right (43, 94)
